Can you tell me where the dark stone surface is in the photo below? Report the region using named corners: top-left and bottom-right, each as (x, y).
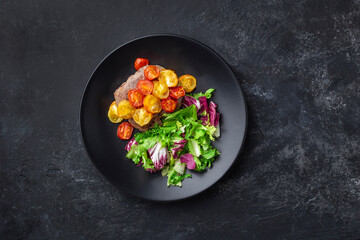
top-left (1, 0), bottom-right (359, 239)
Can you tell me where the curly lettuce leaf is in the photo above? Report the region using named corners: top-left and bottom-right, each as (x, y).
top-left (126, 145), bottom-right (155, 171)
top-left (166, 168), bottom-right (192, 187)
top-left (188, 88), bottom-right (215, 100)
top-left (163, 104), bottom-right (197, 124)
top-left (125, 89), bottom-right (220, 187)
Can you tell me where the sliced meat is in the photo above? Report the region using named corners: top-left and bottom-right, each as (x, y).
top-left (114, 65), bottom-right (164, 105)
top-left (128, 119), bottom-right (148, 132)
top-left (128, 113), bottom-right (163, 132)
top-left (114, 65), bottom-right (184, 132)
top-left (149, 113), bottom-right (163, 129)
top-left (128, 97), bottom-right (183, 132)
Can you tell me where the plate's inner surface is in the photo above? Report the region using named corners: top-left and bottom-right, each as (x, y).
top-left (81, 35), bottom-right (247, 201)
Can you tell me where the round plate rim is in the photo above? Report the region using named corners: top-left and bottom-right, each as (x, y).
top-left (79, 34), bottom-right (248, 202)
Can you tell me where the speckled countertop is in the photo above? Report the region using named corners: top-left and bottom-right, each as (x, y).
top-left (1, 0), bottom-right (359, 239)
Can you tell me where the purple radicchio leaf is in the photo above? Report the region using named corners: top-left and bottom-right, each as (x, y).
top-left (180, 154), bottom-right (196, 170)
top-left (198, 96), bottom-right (208, 115)
top-left (209, 101), bottom-right (218, 126)
top-left (183, 96), bottom-right (201, 110)
top-left (171, 139), bottom-right (188, 159)
top-left (214, 113), bottom-right (220, 127)
top-left (200, 115), bottom-right (209, 126)
top-left (148, 142), bottom-right (169, 171)
top-left (125, 138), bottom-right (138, 151)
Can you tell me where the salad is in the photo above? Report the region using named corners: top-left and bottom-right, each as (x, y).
top-left (108, 58), bottom-right (221, 187)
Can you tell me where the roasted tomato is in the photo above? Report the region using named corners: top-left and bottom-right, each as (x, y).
top-left (152, 81), bottom-right (169, 99)
top-left (117, 122), bottom-right (134, 140)
top-left (144, 65), bottom-right (160, 80)
top-left (117, 100), bottom-right (135, 119)
top-left (107, 101), bottom-right (123, 123)
top-left (128, 89), bottom-right (144, 107)
top-left (143, 94), bottom-right (162, 113)
top-left (161, 97), bottom-right (177, 113)
top-left (137, 79), bottom-right (154, 95)
top-left (169, 86), bottom-right (185, 99)
top-left (134, 58), bottom-right (149, 70)
top-left (158, 69), bottom-right (178, 87)
top-left (179, 74), bottom-right (197, 93)
top-left (133, 107), bottom-right (153, 126)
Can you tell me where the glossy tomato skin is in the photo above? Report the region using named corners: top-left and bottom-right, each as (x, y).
top-left (158, 69), bottom-right (178, 87)
top-left (143, 94), bottom-right (162, 113)
top-left (134, 58), bottom-right (149, 70)
top-left (179, 74), bottom-right (197, 93)
top-left (161, 97), bottom-right (178, 113)
top-left (137, 79), bottom-right (154, 95)
top-left (169, 86), bottom-right (185, 99)
top-left (152, 81), bottom-right (169, 99)
top-left (117, 100), bottom-right (135, 119)
top-left (117, 122), bottom-right (134, 140)
top-left (108, 101), bottom-right (123, 123)
top-left (144, 65), bottom-right (160, 80)
top-left (128, 89), bottom-right (144, 107)
top-left (132, 107), bottom-right (153, 126)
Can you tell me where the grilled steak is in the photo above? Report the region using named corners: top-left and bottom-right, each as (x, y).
top-left (113, 65), bottom-right (183, 132)
top-left (114, 65), bottom-right (164, 104)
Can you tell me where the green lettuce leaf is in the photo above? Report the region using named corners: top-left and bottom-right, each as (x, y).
top-left (166, 168), bottom-right (192, 187)
top-left (126, 145), bottom-right (154, 171)
top-left (163, 105), bottom-right (197, 123)
top-left (125, 90), bottom-right (220, 187)
top-left (187, 88), bottom-right (215, 100)
top-left (193, 156), bottom-right (206, 172)
top-left (202, 148), bottom-right (217, 159)
top-left (188, 139), bottom-right (201, 157)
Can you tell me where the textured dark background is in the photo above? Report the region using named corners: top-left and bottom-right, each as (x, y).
top-left (1, 0), bottom-right (360, 239)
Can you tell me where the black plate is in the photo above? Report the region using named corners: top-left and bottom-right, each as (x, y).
top-left (80, 34), bottom-right (247, 201)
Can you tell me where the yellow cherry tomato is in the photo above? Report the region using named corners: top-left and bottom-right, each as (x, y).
top-left (152, 81), bottom-right (169, 99)
top-left (143, 94), bottom-right (162, 113)
top-left (117, 100), bottom-right (135, 119)
top-left (179, 74), bottom-right (197, 93)
top-left (133, 107), bottom-right (153, 126)
top-left (107, 101), bottom-right (123, 123)
top-left (158, 69), bottom-right (178, 87)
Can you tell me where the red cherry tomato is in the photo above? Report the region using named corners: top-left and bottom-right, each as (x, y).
top-left (128, 89), bottom-right (144, 107)
top-left (137, 79), bottom-right (154, 95)
top-left (169, 86), bottom-right (185, 99)
top-left (144, 65), bottom-right (160, 80)
top-left (117, 122), bottom-right (134, 140)
top-left (134, 58), bottom-right (149, 70)
top-left (161, 97), bottom-right (178, 113)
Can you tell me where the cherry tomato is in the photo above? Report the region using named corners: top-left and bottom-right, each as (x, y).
top-left (137, 79), bottom-right (154, 95)
top-left (143, 94), bottom-right (162, 113)
top-left (134, 58), bottom-right (149, 70)
top-left (133, 107), bottom-right (153, 126)
top-left (144, 65), bottom-right (160, 80)
top-left (117, 100), bottom-right (135, 119)
top-left (179, 74), bottom-right (197, 93)
top-left (117, 122), bottom-right (134, 140)
top-left (161, 97), bottom-right (178, 113)
top-left (128, 89), bottom-right (144, 107)
top-left (107, 101), bottom-right (123, 123)
top-left (152, 81), bottom-right (169, 99)
top-left (158, 69), bottom-right (178, 87)
top-left (169, 86), bottom-right (185, 99)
